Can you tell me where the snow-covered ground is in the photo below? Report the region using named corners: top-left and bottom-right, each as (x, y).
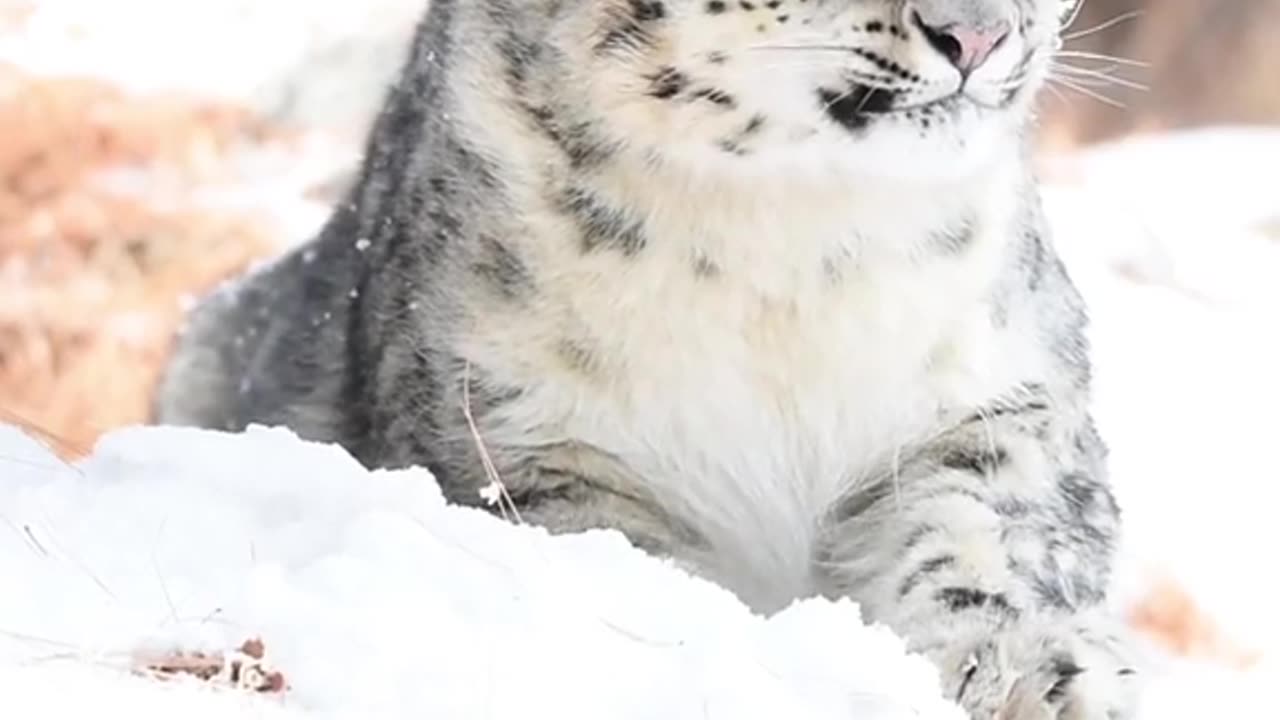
top-left (0, 424), bottom-right (965, 720)
top-left (2, 1), bottom-right (1280, 717)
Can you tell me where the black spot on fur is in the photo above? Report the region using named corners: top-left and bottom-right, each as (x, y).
top-left (822, 245), bottom-right (855, 284)
top-left (1023, 229), bottom-right (1049, 291)
top-left (557, 337), bottom-right (603, 375)
top-left (936, 587), bottom-right (1018, 617)
top-left (649, 66), bottom-right (689, 99)
top-left (850, 48), bottom-right (916, 81)
top-left (968, 386), bottom-right (1051, 423)
top-left (901, 523), bottom-right (942, 551)
top-left (1028, 569), bottom-right (1074, 610)
top-left (498, 32), bottom-right (540, 90)
top-left (444, 135), bottom-right (501, 191)
top-left (940, 446), bottom-right (1010, 477)
top-left (1045, 656), bottom-right (1085, 703)
top-left (522, 103), bottom-right (617, 169)
top-left (898, 554), bottom-right (957, 597)
top-left (999, 48), bottom-right (1036, 108)
top-left (558, 186), bottom-right (648, 256)
top-left (993, 496), bottom-right (1034, 519)
top-left (461, 360), bottom-right (527, 414)
top-left (693, 252), bottom-right (721, 278)
top-left (1057, 470), bottom-right (1118, 540)
top-left (506, 476), bottom-right (582, 508)
top-left (690, 87), bottom-right (736, 107)
top-left (472, 234), bottom-right (534, 300)
top-left (830, 479), bottom-right (895, 524)
top-left (717, 114), bottom-right (766, 156)
top-left (597, 1), bottom-right (666, 54)
top-left (923, 484), bottom-right (989, 508)
top-left (818, 85), bottom-right (896, 132)
top-left (928, 216), bottom-right (977, 255)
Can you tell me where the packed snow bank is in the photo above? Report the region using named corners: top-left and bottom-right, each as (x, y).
top-left (0, 423), bottom-right (963, 720)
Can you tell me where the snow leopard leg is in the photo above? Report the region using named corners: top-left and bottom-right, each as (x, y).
top-left (816, 395), bottom-right (1141, 719)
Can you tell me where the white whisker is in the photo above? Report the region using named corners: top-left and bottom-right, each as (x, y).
top-left (1048, 76), bottom-right (1126, 108)
top-left (748, 44), bottom-right (858, 53)
top-left (1052, 63), bottom-right (1147, 92)
top-left (1054, 50), bottom-right (1148, 68)
top-left (1044, 81), bottom-right (1068, 104)
top-left (1062, 10), bottom-right (1143, 42)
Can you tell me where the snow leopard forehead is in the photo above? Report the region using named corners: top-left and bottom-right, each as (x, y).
top-left (513, 0), bottom-right (1078, 178)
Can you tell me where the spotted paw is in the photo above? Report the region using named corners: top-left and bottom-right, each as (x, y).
top-left (928, 614), bottom-right (1141, 719)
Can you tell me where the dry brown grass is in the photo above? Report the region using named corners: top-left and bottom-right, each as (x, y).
top-left (0, 65), bottom-right (284, 457)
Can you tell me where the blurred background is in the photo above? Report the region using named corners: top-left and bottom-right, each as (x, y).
top-left (1042, 0), bottom-right (1280, 145)
top-left (1, 0), bottom-right (1279, 708)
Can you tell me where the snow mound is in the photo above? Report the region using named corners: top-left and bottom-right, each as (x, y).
top-left (0, 424), bottom-right (963, 720)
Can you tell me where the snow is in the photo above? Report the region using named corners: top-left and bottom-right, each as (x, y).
top-left (0, 0), bottom-right (424, 135)
top-left (91, 129), bottom-right (360, 252)
top-left (0, 0), bottom-right (407, 251)
top-left (0, 424), bottom-right (963, 720)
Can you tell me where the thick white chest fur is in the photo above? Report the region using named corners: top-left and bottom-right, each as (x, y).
top-left (475, 157), bottom-right (1036, 610)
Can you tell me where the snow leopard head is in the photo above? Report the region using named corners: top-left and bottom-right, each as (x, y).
top-left (539, 0), bottom-right (1079, 179)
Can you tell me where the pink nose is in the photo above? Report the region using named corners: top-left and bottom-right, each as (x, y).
top-left (914, 13), bottom-right (1012, 74)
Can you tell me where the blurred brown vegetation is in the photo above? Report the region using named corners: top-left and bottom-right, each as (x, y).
top-left (1044, 0), bottom-right (1280, 146)
top-left (0, 64), bottom-right (279, 457)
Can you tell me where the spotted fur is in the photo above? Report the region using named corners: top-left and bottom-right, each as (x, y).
top-left (155, 1), bottom-right (1141, 717)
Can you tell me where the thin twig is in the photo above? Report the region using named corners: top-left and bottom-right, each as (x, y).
top-left (461, 362), bottom-right (522, 524)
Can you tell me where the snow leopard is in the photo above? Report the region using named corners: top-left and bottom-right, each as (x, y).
top-left (155, 1), bottom-right (1141, 716)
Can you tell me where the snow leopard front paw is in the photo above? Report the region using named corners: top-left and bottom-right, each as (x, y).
top-left (929, 616), bottom-right (1140, 719)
